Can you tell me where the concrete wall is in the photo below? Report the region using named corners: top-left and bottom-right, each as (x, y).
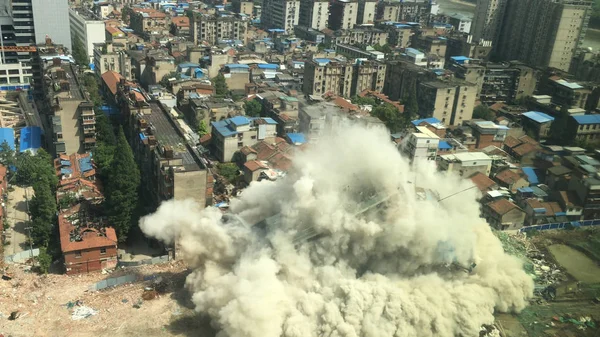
top-left (174, 170), bottom-right (208, 207)
top-left (33, 0), bottom-right (72, 51)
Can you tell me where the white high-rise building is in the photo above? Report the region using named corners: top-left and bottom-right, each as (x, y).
top-left (69, 8), bottom-right (106, 63)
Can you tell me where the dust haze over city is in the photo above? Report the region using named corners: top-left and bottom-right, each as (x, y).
top-left (2, 0), bottom-right (600, 337)
top-left (140, 124), bottom-right (534, 337)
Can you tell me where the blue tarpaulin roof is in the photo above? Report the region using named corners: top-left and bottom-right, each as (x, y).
top-left (139, 132), bottom-right (147, 140)
top-left (412, 117), bottom-right (441, 126)
top-left (60, 160), bottom-right (71, 166)
top-left (451, 56), bottom-right (471, 62)
top-left (522, 111), bottom-right (555, 124)
top-left (257, 64), bottom-right (278, 70)
top-left (572, 114), bottom-right (600, 125)
top-left (19, 126), bottom-right (41, 152)
top-left (438, 141), bottom-right (452, 150)
top-left (212, 120), bottom-right (237, 137)
top-left (79, 156), bottom-right (93, 173)
top-left (60, 168), bottom-right (73, 175)
top-left (262, 117), bottom-right (277, 125)
top-left (287, 133), bottom-right (306, 145)
top-left (522, 167), bottom-right (539, 185)
top-left (230, 116), bottom-right (250, 126)
top-left (0, 128), bottom-right (15, 150)
top-left (517, 187), bottom-right (534, 193)
top-left (225, 64), bottom-right (249, 69)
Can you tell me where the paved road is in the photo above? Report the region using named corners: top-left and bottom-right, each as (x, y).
top-left (6, 186), bottom-right (34, 255)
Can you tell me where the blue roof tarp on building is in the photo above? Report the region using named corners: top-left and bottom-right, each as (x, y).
top-left (517, 187), bottom-right (534, 193)
top-left (287, 133), bottom-right (306, 145)
top-left (438, 141), bottom-right (452, 150)
top-left (212, 120), bottom-right (238, 137)
top-left (230, 116), bottom-right (250, 126)
top-left (261, 117), bottom-right (277, 125)
top-left (522, 111), bottom-right (555, 124)
top-left (0, 128), bottom-right (15, 150)
top-left (572, 114), bottom-right (600, 125)
top-left (412, 117), bottom-right (441, 126)
top-left (521, 167), bottom-right (539, 185)
top-left (60, 160), bottom-right (71, 166)
top-left (79, 156), bottom-right (93, 173)
top-left (257, 64), bottom-right (279, 70)
top-left (225, 64), bottom-right (250, 69)
top-left (19, 126), bottom-right (41, 153)
top-left (60, 168), bottom-right (73, 175)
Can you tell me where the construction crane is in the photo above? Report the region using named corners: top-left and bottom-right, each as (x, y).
top-left (0, 46), bottom-right (37, 53)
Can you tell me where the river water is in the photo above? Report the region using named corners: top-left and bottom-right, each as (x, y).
top-left (435, 0), bottom-right (600, 51)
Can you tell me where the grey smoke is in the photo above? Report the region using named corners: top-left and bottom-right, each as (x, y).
top-left (140, 124), bottom-right (534, 337)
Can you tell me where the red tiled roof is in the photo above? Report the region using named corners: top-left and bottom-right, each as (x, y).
top-left (101, 70), bottom-right (123, 95)
top-left (526, 199), bottom-right (563, 216)
top-left (489, 102), bottom-right (505, 111)
top-left (513, 142), bottom-right (539, 157)
top-left (171, 16), bottom-right (190, 27)
top-left (54, 152), bottom-right (96, 179)
top-left (59, 204), bottom-right (117, 253)
top-left (105, 26), bottom-right (122, 36)
top-left (495, 169), bottom-right (524, 185)
top-left (487, 199), bottom-right (520, 215)
top-left (469, 172), bottom-right (497, 192)
top-left (503, 136), bottom-right (521, 149)
top-left (244, 160), bottom-right (268, 172)
top-left (518, 135), bottom-right (538, 145)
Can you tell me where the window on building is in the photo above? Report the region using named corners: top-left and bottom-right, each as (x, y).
top-left (75, 251), bottom-right (82, 258)
top-left (100, 248), bottom-right (106, 254)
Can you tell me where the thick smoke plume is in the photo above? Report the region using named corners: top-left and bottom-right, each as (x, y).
top-left (140, 124), bottom-right (534, 337)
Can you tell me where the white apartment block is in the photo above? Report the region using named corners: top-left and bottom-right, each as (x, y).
top-left (402, 126), bottom-right (440, 161)
top-left (262, 0), bottom-right (300, 34)
top-left (69, 8), bottom-right (106, 63)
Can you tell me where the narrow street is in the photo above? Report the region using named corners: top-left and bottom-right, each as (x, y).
top-left (6, 186), bottom-right (34, 256)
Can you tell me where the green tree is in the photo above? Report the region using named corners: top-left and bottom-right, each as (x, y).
top-left (371, 103), bottom-right (408, 133)
top-left (29, 182), bottom-right (57, 247)
top-left (122, 6), bottom-right (133, 24)
top-left (82, 74), bottom-right (103, 107)
top-left (212, 74), bottom-right (228, 97)
top-left (351, 95), bottom-right (378, 106)
top-left (15, 149), bottom-right (58, 188)
top-left (105, 127), bottom-right (140, 242)
top-left (244, 99), bottom-right (262, 117)
top-left (37, 247), bottom-right (52, 274)
top-left (95, 113), bottom-right (116, 146)
top-left (372, 44), bottom-right (392, 54)
top-left (0, 140), bottom-right (15, 167)
top-left (93, 113), bottom-right (116, 181)
top-left (473, 105), bottom-right (496, 121)
top-left (198, 120), bottom-right (209, 136)
top-left (217, 163), bottom-right (239, 183)
top-left (72, 35), bottom-right (88, 66)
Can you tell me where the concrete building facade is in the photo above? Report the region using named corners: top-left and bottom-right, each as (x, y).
top-left (357, 0), bottom-right (377, 25)
top-left (261, 0), bottom-right (300, 34)
top-left (299, 0), bottom-right (329, 31)
top-left (418, 79), bottom-right (477, 126)
top-left (211, 116), bottom-right (278, 162)
top-left (470, 0), bottom-right (506, 43)
top-left (191, 13), bottom-right (248, 45)
top-left (69, 8), bottom-right (105, 63)
top-left (439, 152), bottom-right (493, 177)
top-left (329, 0), bottom-right (358, 31)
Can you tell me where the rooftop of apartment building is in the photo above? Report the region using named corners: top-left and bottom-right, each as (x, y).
top-left (422, 77), bottom-right (473, 89)
top-left (212, 115), bottom-right (277, 137)
top-left (132, 8), bottom-right (167, 19)
top-left (70, 7), bottom-right (103, 22)
top-left (54, 152), bottom-right (96, 180)
top-left (58, 202), bottom-right (116, 253)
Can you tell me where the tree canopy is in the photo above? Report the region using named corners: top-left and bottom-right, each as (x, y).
top-left (104, 127), bottom-right (141, 242)
top-left (72, 34), bottom-right (88, 66)
top-left (0, 140), bottom-right (15, 168)
top-left (370, 103), bottom-right (410, 133)
top-left (351, 95), bottom-right (378, 106)
top-left (473, 105), bottom-right (496, 121)
top-left (244, 99), bottom-right (262, 117)
top-left (198, 120), bottom-right (209, 136)
top-left (217, 163), bottom-right (239, 183)
top-left (29, 181), bottom-right (57, 247)
top-left (402, 85), bottom-right (419, 119)
top-left (15, 149), bottom-right (58, 188)
top-left (212, 74), bottom-right (229, 97)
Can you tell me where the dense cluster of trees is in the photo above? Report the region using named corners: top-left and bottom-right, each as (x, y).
top-left (591, 0), bottom-right (600, 29)
top-left (72, 35), bottom-right (88, 66)
top-left (351, 90), bottom-right (418, 133)
top-left (244, 99), bottom-right (262, 117)
top-left (212, 74), bottom-right (229, 97)
top-left (473, 105), bottom-right (496, 121)
top-left (82, 74), bottom-right (103, 107)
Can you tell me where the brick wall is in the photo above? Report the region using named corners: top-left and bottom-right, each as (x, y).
top-left (64, 245), bottom-right (118, 275)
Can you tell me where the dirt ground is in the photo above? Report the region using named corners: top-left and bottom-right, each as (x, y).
top-left (5, 186), bottom-right (35, 255)
top-left (0, 261), bottom-right (214, 337)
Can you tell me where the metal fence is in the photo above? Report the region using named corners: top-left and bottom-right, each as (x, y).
top-left (519, 219), bottom-right (600, 233)
top-left (3, 248), bottom-right (39, 264)
top-left (89, 274), bottom-right (137, 291)
top-left (117, 255), bottom-right (169, 268)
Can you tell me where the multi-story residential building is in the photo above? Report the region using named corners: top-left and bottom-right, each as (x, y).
top-left (567, 115), bottom-right (600, 142)
top-left (34, 44), bottom-right (96, 155)
top-left (521, 111), bottom-right (555, 140)
top-left (335, 44), bottom-right (384, 60)
top-left (445, 34), bottom-right (493, 62)
top-left (69, 8), bottom-right (106, 63)
top-left (129, 8), bottom-right (168, 37)
top-left (299, 0), bottom-right (329, 31)
top-left (383, 60), bottom-right (435, 101)
top-left (378, 22), bottom-right (413, 48)
top-left (418, 79), bottom-right (477, 126)
top-left (190, 13), bottom-right (248, 45)
top-left (351, 60), bottom-right (386, 96)
top-left (170, 16), bottom-right (190, 37)
top-left (402, 126), bottom-right (440, 161)
top-left (232, 0), bottom-right (254, 16)
top-left (357, 0), bottom-right (377, 25)
top-left (439, 152), bottom-right (493, 177)
top-left (411, 35), bottom-right (447, 59)
top-left (570, 175), bottom-right (600, 219)
top-left (261, 0), bottom-right (300, 34)
top-left (211, 116), bottom-right (278, 162)
top-left (495, 0), bottom-right (593, 72)
top-left (470, 0), bottom-right (507, 43)
top-left (303, 57), bottom-right (354, 97)
top-left (402, 47), bottom-right (445, 69)
top-left (469, 120), bottom-right (509, 149)
top-left (539, 76), bottom-right (599, 112)
top-left (376, 0), bottom-right (432, 25)
top-left (483, 199), bottom-right (525, 230)
top-left (7, 0), bottom-right (72, 50)
top-left (93, 42), bottom-right (132, 80)
top-left (324, 27), bottom-right (388, 46)
top-left (447, 13), bottom-right (472, 33)
top-left (329, 0), bottom-right (358, 31)
top-left (294, 26), bottom-right (326, 44)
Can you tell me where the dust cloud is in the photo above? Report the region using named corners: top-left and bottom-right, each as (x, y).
top-left (140, 124), bottom-right (534, 337)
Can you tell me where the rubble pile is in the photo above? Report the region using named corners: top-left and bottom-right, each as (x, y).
top-left (528, 251), bottom-right (567, 286)
top-left (479, 324), bottom-right (501, 337)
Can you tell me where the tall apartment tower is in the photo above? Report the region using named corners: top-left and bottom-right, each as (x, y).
top-left (15, 0), bottom-right (72, 50)
top-left (495, 0), bottom-right (592, 72)
top-left (357, 0), bottom-right (377, 25)
top-left (299, 0), bottom-right (329, 31)
top-left (329, 0), bottom-right (358, 31)
top-left (470, 0), bottom-right (507, 43)
top-left (261, 0), bottom-right (300, 34)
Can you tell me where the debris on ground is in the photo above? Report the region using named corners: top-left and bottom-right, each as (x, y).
top-left (133, 299), bottom-right (143, 309)
top-left (142, 289), bottom-right (158, 301)
top-left (71, 306), bottom-right (98, 320)
top-left (8, 311), bottom-right (20, 320)
top-left (479, 324), bottom-right (500, 337)
top-left (2, 273), bottom-right (12, 281)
